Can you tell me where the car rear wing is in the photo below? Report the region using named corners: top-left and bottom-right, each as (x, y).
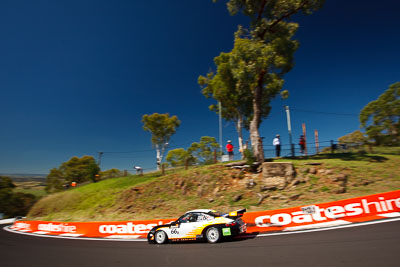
top-left (227, 208), bottom-right (246, 218)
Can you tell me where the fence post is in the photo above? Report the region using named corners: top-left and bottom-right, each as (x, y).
top-left (315, 130), bottom-right (319, 154)
top-left (185, 158), bottom-right (189, 170)
top-left (291, 144), bottom-right (295, 157)
top-left (214, 149), bottom-right (217, 163)
top-left (161, 164), bottom-right (165, 176)
top-left (124, 170), bottom-right (127, 176)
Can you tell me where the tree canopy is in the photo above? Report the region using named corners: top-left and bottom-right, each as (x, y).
top-left (208, 0), bottom-right (324, 161)
top-left (199, 47), bottom-right (253, 156)
top-left (0, 176), bottom-right (37, 218)
top-left (188, 136), bottom-right (220, 165)
top-left (165, 148), bottom-right (195, 167)
top-left (142, 113), bottom-right (181, 169)
top-left (360, 82), bottom-right (400, 145)
top-left (46, 156), bottom-right (100, 193)
top-left (338, 130), bottom-right (367, 145)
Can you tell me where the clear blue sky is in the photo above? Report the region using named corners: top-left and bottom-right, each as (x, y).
top-left (1, 0), bottom-right (399, 174)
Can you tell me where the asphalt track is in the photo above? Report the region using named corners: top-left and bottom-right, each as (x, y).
top-left (1, 220), bottom-right (399, 267)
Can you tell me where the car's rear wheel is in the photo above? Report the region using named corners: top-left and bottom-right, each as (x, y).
top-left (154, 230), bottom-right (168, 244)
top-left (205, 227), bottom-right (221, 243)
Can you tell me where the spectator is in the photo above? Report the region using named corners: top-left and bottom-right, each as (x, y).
top-left (299, 135), bottom-right (306, 154)
top-left (134, 166), bottom-right (143, 175)
top-left (273, 134), bottom-right (281, 157)
top-left (226, 140), bottom-right (234, 161)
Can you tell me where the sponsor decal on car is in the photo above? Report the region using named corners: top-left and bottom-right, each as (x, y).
top-left (222, 228), bottom-right (231, 236)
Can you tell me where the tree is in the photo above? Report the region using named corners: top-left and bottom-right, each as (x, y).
top-left (188, 136), bottom-right (220, 165)
top-left (45, 156), bottom-right (100, 193)
top-left (213, 0), bottom-right (324, 162)
top-left (0, 176), bottom-right (15, 216)
top-left (165, 148), bottom-right (195, 167)
top-left (199, 52), bottom-right (253, 158)
top-left (45, 168), bottom-right (65, 193)
top-left (360, 82), bottom-right (400, 145)
top-left (6, 192), bottom-right (37, 218)
top-left (60, 156), bottom-right (100, 183)
top-left (142, 113), bottom-right (181, 170)
top-left (0, 176), bottom-right (15, 190)
top-left (0, 176), bottom-right (37, 218)
top-left (338, 130), bottom-right (367, 145)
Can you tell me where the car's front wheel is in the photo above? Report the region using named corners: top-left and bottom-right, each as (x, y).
top-left (205, 227), bottom-right (221, 243)
top-left (154, 230), bottom-right (168, 244)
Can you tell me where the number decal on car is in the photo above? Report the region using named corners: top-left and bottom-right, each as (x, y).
top-left (171, 228), bottom-right (179, 235)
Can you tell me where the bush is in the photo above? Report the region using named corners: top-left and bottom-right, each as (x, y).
top-left (244, 148), bottom-right (255, 165)
top-left (0, 176), bottom-right (38, 218)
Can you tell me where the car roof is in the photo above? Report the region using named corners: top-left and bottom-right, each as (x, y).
top-left (185, 209), bottom-right (216, 214)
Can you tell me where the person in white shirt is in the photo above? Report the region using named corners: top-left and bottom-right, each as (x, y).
top-left (273, 134), bottom-right (281, 157)
top-left (134, 166), bottom-right (143, 175)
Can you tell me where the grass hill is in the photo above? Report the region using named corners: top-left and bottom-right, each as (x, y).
top-left (27, 147), bottom-right (400, 222)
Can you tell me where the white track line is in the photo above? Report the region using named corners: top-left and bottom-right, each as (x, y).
top-left (255, 217), bottom-right (400, 237)
top-left (3, 227), bottom-right (147, 242)
top-left (4, 217), bottom-right (400, 242)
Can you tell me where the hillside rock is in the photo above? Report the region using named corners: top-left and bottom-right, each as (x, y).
top-left (261, 162), bottom-right (296, 190)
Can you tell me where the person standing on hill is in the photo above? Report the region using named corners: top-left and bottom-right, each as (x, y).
top-left (299, 135), bottom-right (306, 155)
top-left (226, 140), bottom-right (234, 161)
top-left (273, 134), bottom-right (281, 158)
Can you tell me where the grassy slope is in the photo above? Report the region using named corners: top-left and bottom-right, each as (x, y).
top-left (27, 148), bottom-right (400, 222)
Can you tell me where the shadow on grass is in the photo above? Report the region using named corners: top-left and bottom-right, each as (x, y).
top-left (286, 152), bottom-right (388, 163)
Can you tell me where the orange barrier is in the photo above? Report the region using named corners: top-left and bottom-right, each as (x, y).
top-left (11, 190), bottom-right (400, 239)
top-left (243, 189), bottom-right (400, 234)
top-left (11, 218), bottom-right (177, 239)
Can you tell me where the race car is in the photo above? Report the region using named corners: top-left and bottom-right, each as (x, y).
top-left (147, 208), bottom-right (247, 244)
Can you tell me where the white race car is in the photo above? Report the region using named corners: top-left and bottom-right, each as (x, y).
top-left (147, 209), bottom-right (247, 244)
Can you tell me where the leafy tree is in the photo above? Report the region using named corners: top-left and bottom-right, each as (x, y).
top-left (0, 176), bottom-right (37, 218)
top-left (188, 136), bottom-right (220, 165)
top-left (213, 0), bottom-right (324, 161)
top-left (360, 82), bottom-right (400, 145)
top-left (165, 148), bottom-right (195, 167)
top-left (45, 156), bottom-right (100, 193)
top-left (199, 52), bottom-right (253, 158)
top-left (338, 130), bottom-right (367, 145)
top-left (0, 188), bottom-right (12, 215)
top-left (6, 192), bottom-right (37, 218)
top-left (60, 156), bottom-right (100, 183)
top-left (0, 176), bottom-right (14, 217)
top-left (46, 168), bottom-right (65, 193)
top-left (0, 176), bottom-right (16, 189)
top-left (142, 113), bottom-right (181, 170)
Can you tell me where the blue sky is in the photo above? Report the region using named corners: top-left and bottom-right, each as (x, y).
top-left (1, 0), bottom-right (399, 174)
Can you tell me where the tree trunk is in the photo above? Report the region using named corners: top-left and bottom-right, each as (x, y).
top-left (156, 144), bottom-right (161, 171)
top-left (250, 71), bottom-right (266, 163)
top-left (235, 115), bottom-right (245, 159)
top-left (156, 143), bottom-right (168, 170)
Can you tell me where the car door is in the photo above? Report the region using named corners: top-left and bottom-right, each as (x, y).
top-left (169, 213), bottom-right (203, 239)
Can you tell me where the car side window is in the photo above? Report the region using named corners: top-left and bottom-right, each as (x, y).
top-left (177, 214), bottom-right (188, 223)
top-left (178, 213), bottom-right (197, 223)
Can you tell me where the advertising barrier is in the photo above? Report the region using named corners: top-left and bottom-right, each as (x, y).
top-left (11, 190), bottom-right (400, 239)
